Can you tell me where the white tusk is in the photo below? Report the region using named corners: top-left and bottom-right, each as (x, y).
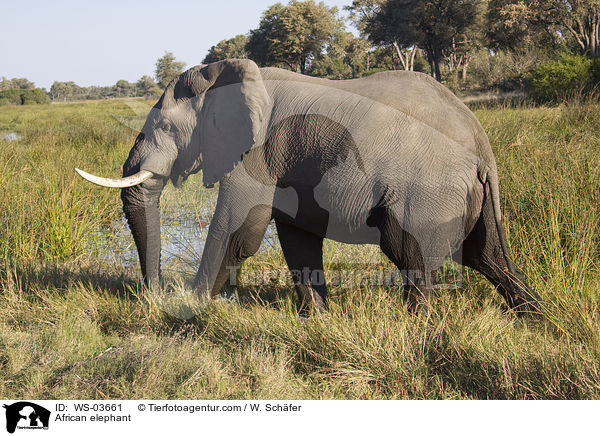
top-left (75, 168), bottom-right (153, 188)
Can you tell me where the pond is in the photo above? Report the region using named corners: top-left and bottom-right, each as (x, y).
top-left (89, 216), bottom-right (281, 270)
top-left (0, 132), bottom-right (22, 141)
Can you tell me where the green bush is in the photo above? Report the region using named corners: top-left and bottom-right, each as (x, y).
top-left (0, 89), bottom-right (22, 105)
top-left (528, 54), bottom-right (600, 103)
top-left (21, 89), bottom-right (50, 104)
top-left (0, 89), bottom-right (50, 105)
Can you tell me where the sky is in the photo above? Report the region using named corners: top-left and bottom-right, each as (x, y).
top-left (1, 0), bottom-right (356, 90)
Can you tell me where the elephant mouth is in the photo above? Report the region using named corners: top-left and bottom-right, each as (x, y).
top-left (75, 168), bottom-right (154, 188)
top-left (170, 155), bottom-right (203, 187)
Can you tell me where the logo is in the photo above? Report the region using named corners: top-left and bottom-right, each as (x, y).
top-left (3, 402), bottom-right (50, 434)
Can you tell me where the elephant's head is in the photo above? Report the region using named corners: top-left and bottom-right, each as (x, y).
top-left (76, 59), bottom-right (272, 288)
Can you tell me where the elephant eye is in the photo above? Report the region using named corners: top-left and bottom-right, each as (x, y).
top-left (158, 121), bottom-right (172, 132)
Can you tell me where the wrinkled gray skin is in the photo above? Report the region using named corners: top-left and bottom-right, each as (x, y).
top-left (120, 59), bottom-right (542, 314)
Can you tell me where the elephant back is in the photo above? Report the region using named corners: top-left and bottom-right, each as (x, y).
top-left (259, 67), bottom-right (494, 171)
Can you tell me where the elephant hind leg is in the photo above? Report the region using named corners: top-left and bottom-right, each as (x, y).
top-left (275, 220), bottom-right (327, 314)
top-left (210, 204), bottom-right (272, 298)
top-left (370, 206), bottom-right (429, 312)
top-left (458, 185), bottom-right (543, 314)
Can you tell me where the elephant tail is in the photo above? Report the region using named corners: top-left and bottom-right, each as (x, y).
top-left (479, 165), bottom-right (517, 276)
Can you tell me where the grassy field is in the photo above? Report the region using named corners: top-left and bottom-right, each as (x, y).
top-left (0, 98), bottom-right (599, 399)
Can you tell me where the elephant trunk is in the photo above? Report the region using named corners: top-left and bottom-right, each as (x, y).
top-left (121, 134), bottom-right (169, 289)
top-left (122, 189), bottom-right (163, 289)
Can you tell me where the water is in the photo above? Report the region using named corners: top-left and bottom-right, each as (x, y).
top-left (0, 132), bottom-right (22, 141)
top-left (88, 213), bottom-right (281, 278)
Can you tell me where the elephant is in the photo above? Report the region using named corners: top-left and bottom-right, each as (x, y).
top-left (76, 58), bottom-right (543, 315)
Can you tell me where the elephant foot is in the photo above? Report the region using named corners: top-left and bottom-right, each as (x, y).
top-left (403, 285), bottom-right (430, 314)
top-left (507, 289), bottom-right (545, 318)
top-left (296, 285), bottom-right (327, 318)
top-left (499, 274), bottom-right (545, 317)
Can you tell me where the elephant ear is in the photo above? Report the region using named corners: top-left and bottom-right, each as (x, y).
top-left (196, 59), bottom-right (272, 187)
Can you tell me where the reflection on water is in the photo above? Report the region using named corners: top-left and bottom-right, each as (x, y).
top-left (1, 132), bottom-right (22, 141)
top-left (86, 180), bottom-right (281, 282)
top-left (87, 213), bottom-right (281, 279)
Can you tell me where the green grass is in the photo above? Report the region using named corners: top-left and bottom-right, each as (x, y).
top-left (0, 100), bottom-right (138, 260)
top-left (0, 98), bottom-right (599, 399)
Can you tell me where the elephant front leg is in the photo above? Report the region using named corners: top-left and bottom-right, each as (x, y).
top-left (202, 205), bottom-right (272, 298)
top-left (193, 179), bottom-right (274, 301)
top-left (275, 220), bottom-right (328, 315)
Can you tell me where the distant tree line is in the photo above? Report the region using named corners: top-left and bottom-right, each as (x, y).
top-left (48, 75), bottom-right (161, 102)
top-left (0, 74), bottom-right (163, 105)
top-left (44, 52), bottom-right (186, 103)
top-left (1, 50), bottom-right (187, 104)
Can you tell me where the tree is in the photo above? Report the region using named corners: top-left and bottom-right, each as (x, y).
top-left (486, 0), bottom-right (560, 51)
top-left (343, 34), bottom-right (372, 77)
top-left (364, 0), bottom-right (481, 81)
top-left (562, 0), bottom-right (600, 57)
top-left (0, 89), bottom-right (49, 105)
top-left (136, 75), bottom-right (161, 98)
top-left (115, 80), bottom-right (135, 97)
top-left (487, 0), bottom-right (600, 57)
top-left (155, 51), bottom-right (186, 89)
top-left (11, 78), bottom-right (35, 89)
top-left (346, 0), bottom-right (420, 71)
top-left (0, 77), bottom-right (35, 90)
top-left (368, 45), bottom-right (399, 70)
top-left (345, 0), bottom-right (386, 33)
top-left (50, 81), bottom-right (82, 101)
top-left (247, 0), bottom-right (344, 74)
top-left (447, 0), bottom-right (487, 82)
top-left (309, 32), bottom-right (371, 78)
top-left (203, 35), bottom-right (248, 63)
top-left (50, 81), bottom-right (71, 101)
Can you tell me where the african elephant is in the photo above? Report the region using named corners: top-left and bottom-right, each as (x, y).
top-left (77, 58), bottom-right (543, 314)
